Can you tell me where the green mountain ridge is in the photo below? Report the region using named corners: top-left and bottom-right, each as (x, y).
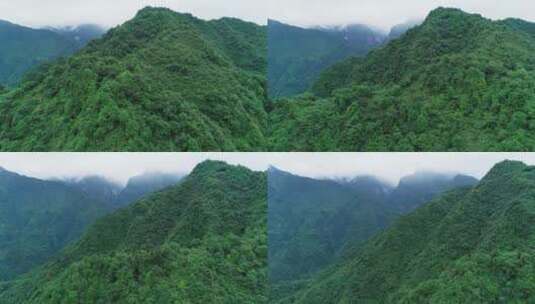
top-left (0, 160), bottom-right (268, 303)
top-left (0, 7), bottom-right (268, 151)
top-left (267, 20), bottom-right (385, 99)
top-left (268, 167), bottom-right (478, 302)
top-left (279, 160), bottom-right (535, 303)
top-left (269, 7), bottom-right (535, 151)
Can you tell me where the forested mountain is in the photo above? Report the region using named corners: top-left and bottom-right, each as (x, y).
top-left (0, 161), bottom-right (268, 303)
top-left (279, 160), bottom-right (535, 303)
top-left (268, 167), bottom-right (394, 284)
top-left (269, 7), bottom-right (535, 151)
top-left (0, 168), bottom-right (111, 281)
top-left (268, 167), bottom-right (477, 301)
top-left (115, 172), bottom-right (183, 207)
top-left (64, 172), bottom-right (183, 209)
top-left (0, 20), bottom-right (103, 86)
top-left (268, 20), bottom-right (384, 98)
top-left (0, 7), bottom-right (268, 151)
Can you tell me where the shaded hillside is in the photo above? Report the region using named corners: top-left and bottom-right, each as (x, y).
top-left (0, 168), bottom-right (111, 281)
top-left (281, 161), bottom-right (535, 303)
top-left (268, 20), bottom-right (384, 98)
top-left (0, 161), bottom-right (267, 303)
top-left (268, 167), bottom-right (393, 284)
top-left (0, 7), bottom-right (267, 151)
top-left (0, 20), bottom-right (103, 86)
top-left (269, 8), bottom-right (535, 151)
top-left (268, 167), bottom-right (477, 297)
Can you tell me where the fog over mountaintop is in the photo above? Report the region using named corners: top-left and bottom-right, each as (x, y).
top-left (267, 0), bottom-right (535, 31)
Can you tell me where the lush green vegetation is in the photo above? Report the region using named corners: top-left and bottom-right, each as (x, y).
top-left (269, 8), bottom-right (535, 151)
top-left (0, 20), bottom-right (103, 86)
top-left (0, 161), bottom-right (267, 303)
top-left (0, 167), bottom-right (182, 283)
top-left (267, 20), bottom-right (384, 98)
top-left (0, 7), bottom-right (268, 151)
top-left (268, 167), bottom-right (477, 301)
top-left (278, 160), bottom-right (535, 303)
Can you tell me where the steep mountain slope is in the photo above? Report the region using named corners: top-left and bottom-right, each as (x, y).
top-left (0, 7), bottom-right (267, 151)
top-left (268, 167), bottom-right (393, 284)
top-left (269, 8), bottom-right (535, 151)
top-left (0, 161), bottom-right (267, 303)
top-left (115, 172), bottom-right (183, 207)
top-left (268, 168), bottom-right (476, 284)
top-left (268, 20), bottom-right (384, 98)
top-left (0, 168), bottom-right (111, 281)
top-left (269, 168), bottom-right (478, 301)
top-left (0, 20), bottom-right (102, 86)
top-left (281, 161), bottom-right (535, 303)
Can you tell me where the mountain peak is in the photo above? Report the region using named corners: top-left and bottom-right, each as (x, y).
top-left (190, 160), bottom-right (235, 176)
top-left (484, 160), bottom-right (528, 178)
top-left (427, 7), bottom-right (470, 18)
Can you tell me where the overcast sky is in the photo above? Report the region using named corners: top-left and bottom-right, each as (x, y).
top-left (0, 153), bottom-right (534, 186)
top-left (269, 0), bottom-right (535, 31)
top-left (1, 1), bottom-right (533, 31)
top-left (0, 0), bottom-right (268, 29)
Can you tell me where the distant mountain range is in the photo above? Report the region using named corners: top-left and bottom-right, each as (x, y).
top-left (268, 166), bottom-right (477, 291)
top-left (276, 160), bottom-right (535, 303)
top-left (267, 19), bottom-right (420, 98)
top-left (0, 167), bottom-right (182, 281)
top-left (63, 172), bottom-right (184, 208)
top-left (0, 20), bottom-right (104, 86)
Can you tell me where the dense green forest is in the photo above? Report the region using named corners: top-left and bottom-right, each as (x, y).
top-left (0, 7), bottom-right (268, 151)
top-left (0, 167), bottom-right (183, 283)
top-left (267, 20), bottom-right (384, 98)
top-left (0, 20), bottom-right (103, 86)
top-left (269, 7), bottom-right (535, 151)
top-left (277, 160), bottom-right (535, 303)
top-left (0, 161), bottom-right (267, 303)
top-left (268, 167), bottom-right (477, 301)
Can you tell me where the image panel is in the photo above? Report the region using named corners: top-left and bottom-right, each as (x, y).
top-left (267, 0), bottom-right (535, 151)
top-left (0, 153), bottom-right (268, 303)
top-left (268, 153), bottom-right (535, 303)
top-left (0, 1), bottom-right (268, 151)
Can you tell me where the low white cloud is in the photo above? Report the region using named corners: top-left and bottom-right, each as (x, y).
top-left (0, 0), bottom-right (268, 29)
top-left (267, 0), bottom-right (535, 31)
top-left (0, 153), bottom-right (533, 186)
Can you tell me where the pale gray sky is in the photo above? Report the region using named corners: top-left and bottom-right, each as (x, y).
top-left (1, 1), bottom-right (532, 31)
top-left (0, 0), bottom-right (268, 29)
top-left (268, 0), bottom-right (535, 31)
top-left (0, 153), bottom-right (534, 186)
